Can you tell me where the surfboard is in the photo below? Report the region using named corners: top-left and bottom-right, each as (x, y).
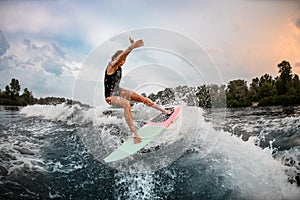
top-left (104, 106), bottom-right (180, 163)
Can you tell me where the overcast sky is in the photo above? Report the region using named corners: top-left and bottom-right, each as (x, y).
top-left (0, 0), bottom-right (300, 106)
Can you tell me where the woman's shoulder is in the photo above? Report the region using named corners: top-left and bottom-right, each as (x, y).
top-left (106, 64), bottom-right (120, 75)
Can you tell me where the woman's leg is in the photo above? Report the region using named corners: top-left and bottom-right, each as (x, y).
top-left (120, 88), bottom-right (171, 114)
top-left (106, 96), bottom-right (141, 144)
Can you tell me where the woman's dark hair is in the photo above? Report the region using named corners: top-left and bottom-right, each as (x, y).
top-left (111, 50), bottom-right (123, 61)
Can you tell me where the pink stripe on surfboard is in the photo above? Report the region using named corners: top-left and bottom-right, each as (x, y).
top-left (146, 106), bottom-right (180, 128)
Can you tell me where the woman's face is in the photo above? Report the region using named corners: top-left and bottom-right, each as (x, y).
top-left (112, 50), bottom-right (123, 61)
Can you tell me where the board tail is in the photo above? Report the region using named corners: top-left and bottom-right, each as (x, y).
top-left (146, 106), bottom-right (180, 128)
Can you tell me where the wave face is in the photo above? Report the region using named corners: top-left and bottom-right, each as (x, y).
top-left (0, 104), bottom-right (299, 199)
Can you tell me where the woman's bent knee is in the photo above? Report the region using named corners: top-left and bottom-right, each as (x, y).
top-left (105, 97), bottom-right (112, 104)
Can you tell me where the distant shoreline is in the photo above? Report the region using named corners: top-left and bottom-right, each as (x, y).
top-left (1, 60), bottom-right (299, 108)
top-left (0, 95), bottom-right (91, 108)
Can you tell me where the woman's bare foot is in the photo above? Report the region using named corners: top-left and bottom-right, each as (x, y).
top-left (164, 109), bottom-right (172, 115)
top-left (134, 136), bottom-right (142, 144)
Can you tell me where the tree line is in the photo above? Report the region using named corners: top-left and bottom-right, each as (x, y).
top-left (227, 60), bottom-right (300, 107)
top-left (0, 78), bottom-right (89, 107)
top-left (2, 60), bottom-right (299, 108)
top-left (147, 60), bottom-right (300, 108)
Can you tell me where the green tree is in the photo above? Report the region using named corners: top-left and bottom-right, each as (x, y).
top-left (278, 60), bottom-right (292, 82)
top-left (249, 77), bottom-right (259, 101)
top-left (258, 74), bottom-right (275, 98)
top-left (226, 79), bottom-right (251, 107)
top-left (4, 85), bottom-right (11, 97)
top-left (9, 78), bottom-right (21, 97)
top-left (293, 74), bottom-right (300, 93)
top-left (156, 88), bottom-right (175, 105)
top-left (21, 88), bottom-right (34, 105)
top-left (148, 93), bottom-right (157, 102)
top-left (276, 60), bottom-right (292, 95)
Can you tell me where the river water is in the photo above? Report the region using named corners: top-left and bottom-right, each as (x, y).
top-left (0, 104), bottom-right (299, 199)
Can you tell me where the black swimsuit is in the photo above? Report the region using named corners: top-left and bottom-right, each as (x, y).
top-left (104, 67), bottom-right (122, 98)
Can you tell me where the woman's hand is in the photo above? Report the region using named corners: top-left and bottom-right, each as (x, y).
top-left (129, 37), bottom-right (134, 44)
top-left (129, 37), bottom-right (144, 50)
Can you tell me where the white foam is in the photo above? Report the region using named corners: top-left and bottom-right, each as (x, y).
top-left (20, 103), bottom-right (123, 126)
top-left (0, 118), bottom-right (55, 175)
top-left (0, 141), bottom-right (47, 175)
top-left (186, 106), bottom-right (300, 200)
top-left (18, 103), bottom-right (300, 199)
top-left (113, 170), bottom-right (176, 200)
top-left (114, 172), bottom-right (157, 199)
top-left (20, 103), bottom-right (78, 120)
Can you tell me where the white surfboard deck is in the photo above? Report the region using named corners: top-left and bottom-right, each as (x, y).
top-left (104, 106), bottom-right (180, 163)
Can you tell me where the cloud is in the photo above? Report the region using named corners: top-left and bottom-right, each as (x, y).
top-left (0, 64), bottom-right (75, 99)
top-left (0, 30), bottom-right (9, 56)
top-left (0, 2), bottom-right (66, 34)
top-left (6, 37), bottom-right (79, 76)
top-left (0, 1), bottom-right (121, 49)
top-left (0, 33), bottom-right (81, 100)
top-left (42, 60), bottom-right (64, 76)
